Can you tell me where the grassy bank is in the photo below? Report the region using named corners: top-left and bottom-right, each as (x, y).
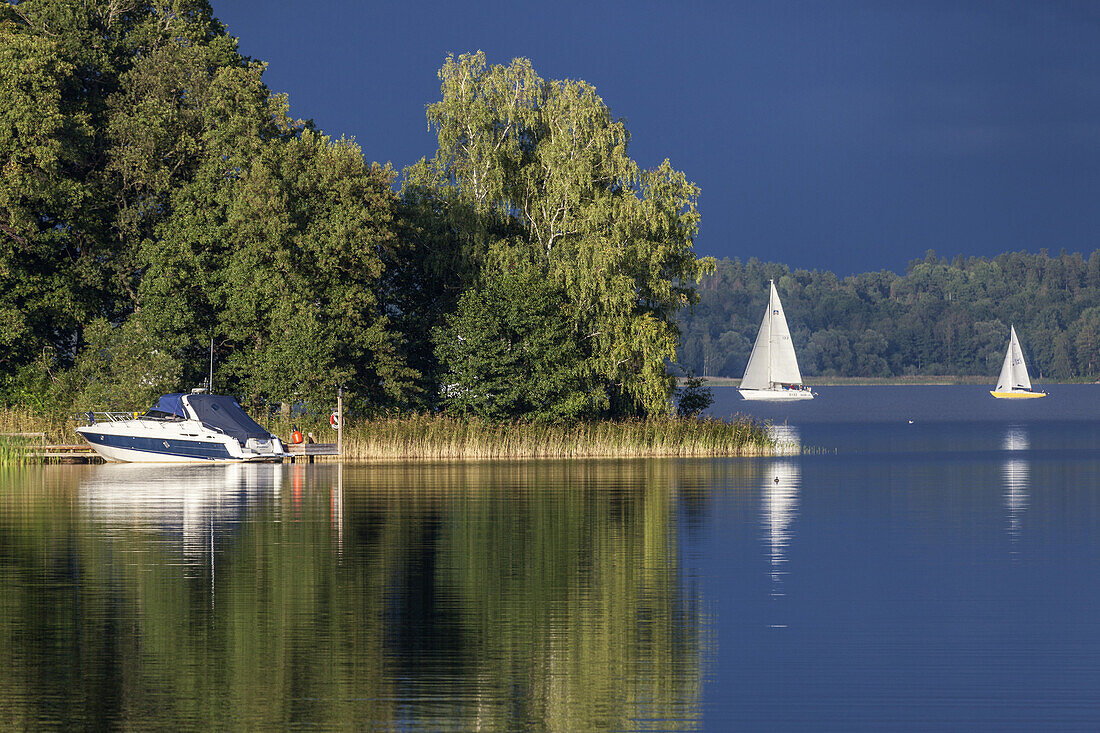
top-left (0, 408), bottom-right (775, 462)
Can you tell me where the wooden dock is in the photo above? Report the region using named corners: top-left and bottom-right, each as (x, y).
top-left (284, 443), bottom-right (340, 463)
top-left (25, 444), bottom-right (102, 463)
top-left (6, 433), bottom-right (338, 464)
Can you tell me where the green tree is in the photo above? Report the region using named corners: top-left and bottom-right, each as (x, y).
top-left (434, 268), bottom-right (596, 421)
top-left (1075, 307), bottom-right (1100, 378)
top-left (0, 9), bottom-right (94, 381)
top-left (409, 52), bottom-right (714, 417)
top-left (71, 317), bottom-right (182, 410)
top-left (1, 1), bottom-right (414, 414)
top-left (0, 1), bottom-right (228, 396)
top-left (675, 372), bottom-right (713, 417)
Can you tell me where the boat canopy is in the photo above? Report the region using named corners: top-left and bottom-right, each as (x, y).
top-left (147, 393), bottom-right (187, 419)
top-left (185, 394), bottom-right (271, 444)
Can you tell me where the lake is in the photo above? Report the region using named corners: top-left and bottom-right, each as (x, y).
top-left (2, 385), bottom-right (1100, 730)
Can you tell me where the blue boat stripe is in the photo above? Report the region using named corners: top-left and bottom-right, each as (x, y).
top-left (81, 431), bottom-right (235, 460)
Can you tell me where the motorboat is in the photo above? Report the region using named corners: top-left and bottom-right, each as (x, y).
top-left (76, 392), bottom-right (287, 462)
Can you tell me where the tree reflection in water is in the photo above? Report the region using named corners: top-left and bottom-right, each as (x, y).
top-left (0, 460), bottom-right (710, 731)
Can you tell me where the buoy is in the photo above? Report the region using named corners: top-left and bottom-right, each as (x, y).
top-left (291, 429), bottom-right (303, 444)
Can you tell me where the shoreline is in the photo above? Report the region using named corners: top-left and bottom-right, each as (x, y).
top-left (699, 376), bottom-right (1086, 387)
top-left (1, 412), bottom-right (780, 465)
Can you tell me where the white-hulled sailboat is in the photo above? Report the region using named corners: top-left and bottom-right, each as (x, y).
top-left (739, 280), bottom-right (814, 401)
top-left (990, 325), bottom-right (1046, 399)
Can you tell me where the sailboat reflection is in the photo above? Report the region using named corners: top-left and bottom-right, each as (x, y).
top-left (762, 424), bottom-right (801, 611)
top-left (1002, 426), bottom-right (1029, 546)
top-left (79, 462), bottom-right (283, 561)
top-left (768, 422), bottom-right (802, 456)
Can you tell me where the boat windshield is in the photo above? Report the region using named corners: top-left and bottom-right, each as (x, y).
top-left (185, 395), bottom-right (271, 444)
top-left (143, 409), bottom-right (184, 420)
top-left (148, 393), bottom-right (187, 419)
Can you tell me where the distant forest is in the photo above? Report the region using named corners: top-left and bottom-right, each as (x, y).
top-left (678, 250), bottom-right (1100, 381)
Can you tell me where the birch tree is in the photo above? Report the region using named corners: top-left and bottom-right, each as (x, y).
top-left (411, 52), bottom-right (714, 416)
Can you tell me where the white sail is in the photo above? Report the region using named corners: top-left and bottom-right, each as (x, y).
top-left (740, 294), bottom-right (773, 390)
top-left (767, 281), bottom-right (803, 386)
top-left (995, 326), bottom-right (1032, 392)
top-left (741, 281), bottom-right (803, 390)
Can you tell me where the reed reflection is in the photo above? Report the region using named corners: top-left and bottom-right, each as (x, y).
top-left (1002, 426), bottom-right (1030, 547)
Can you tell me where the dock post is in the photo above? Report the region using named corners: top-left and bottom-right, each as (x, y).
top-left (337, 385), bottom-right (343, 458)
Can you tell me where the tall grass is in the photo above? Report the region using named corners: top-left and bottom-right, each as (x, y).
top-left (0, 407), bottom-right (63, 467)
top-left (0, 407), bottom-right (77, 443)
top-left (266, 413), bottom-right (775, 460)
top-left (0, 437), bottom-right (29, 467)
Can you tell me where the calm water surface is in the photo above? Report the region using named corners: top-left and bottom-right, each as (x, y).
top-left (2, 385), bottom-right (1100, 730)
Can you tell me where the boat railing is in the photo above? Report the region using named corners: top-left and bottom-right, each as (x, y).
top-left (73, 411), bottom-right (151, 426)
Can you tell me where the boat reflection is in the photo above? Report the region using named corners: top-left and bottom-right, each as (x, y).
top-left (1002, 426), bottom-right (1029, 547)
top-left (762, 425), bottom-right (801, 616)
top-left (768, 422), bottom-right (802, 455)
top-left (79, 462), bottom-right (283, 562)
top-left (762, 459), bottom-right (800, 589)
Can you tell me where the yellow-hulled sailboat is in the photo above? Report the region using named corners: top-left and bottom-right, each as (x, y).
top-left (990, 326), bottom-right (1046, 399)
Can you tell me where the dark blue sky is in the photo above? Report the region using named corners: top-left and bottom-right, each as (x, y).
top-left (214, 1), bottom-right (1100, 275)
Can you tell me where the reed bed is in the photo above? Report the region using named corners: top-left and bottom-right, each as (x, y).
top-left (321, 414), bottom-right (774, 461)
top-left (0, 437), bottom-right (29, 467)
top-left (0, 407), bottom-right (63, 467)
top-left (0, 407), bottom-right (77, 443)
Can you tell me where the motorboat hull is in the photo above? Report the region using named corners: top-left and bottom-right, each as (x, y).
top-left (990, 390), bottom-right (1046, 399)
top-left (79, 429), bottom-right (235, 462)
top-left (739, 388), bottom-right (815, 401)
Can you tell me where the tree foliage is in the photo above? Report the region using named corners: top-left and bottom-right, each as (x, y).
top-left (675, 373), bottom-right (713, 418)
top-left (0, 0), bottom-right (414, 412)
top-left (0, 7), bottom-right (726, 421)
top-left (405, 52), bottom-right (713, 417)
top-left (71, 317), bottom-right (183, 411)
top-left (433, 268), bottom-right (596, 421)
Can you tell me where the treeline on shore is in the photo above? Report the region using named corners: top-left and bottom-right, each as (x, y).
top-left (679, 250), bottom-right (1100, 381)
top-left (1, 1), bottom-right (714, 426)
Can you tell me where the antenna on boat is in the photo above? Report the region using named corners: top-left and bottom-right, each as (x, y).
top-left (209, 337), bottom-right (214, 393)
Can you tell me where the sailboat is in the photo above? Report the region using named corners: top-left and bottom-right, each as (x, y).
top-left (739, 280), bottom-right (814, 401)
top-left (990, 326), bottom-right (1046, 399)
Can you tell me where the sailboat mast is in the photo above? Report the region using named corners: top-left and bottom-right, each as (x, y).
top-left (767, 281), bottom-right (775, 388)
